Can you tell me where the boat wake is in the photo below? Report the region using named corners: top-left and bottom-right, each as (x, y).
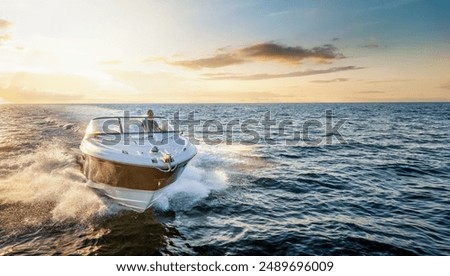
top-left (0, 142), bottom-right (108, 231)
top-left (152, 161), bottom-right (228, 211)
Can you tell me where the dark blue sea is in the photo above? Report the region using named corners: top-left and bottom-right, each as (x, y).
top-left (0, 103), bottom-right (449, 255)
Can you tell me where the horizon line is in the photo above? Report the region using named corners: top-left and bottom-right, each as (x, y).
top-left (1, 101), bottom-right (450, 105)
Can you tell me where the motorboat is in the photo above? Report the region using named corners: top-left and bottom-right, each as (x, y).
top-left (80, 115), bottom-right (197, 212)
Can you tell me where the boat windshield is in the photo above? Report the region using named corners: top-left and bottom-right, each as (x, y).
top-left (85, 116), bottom-right (174, 136)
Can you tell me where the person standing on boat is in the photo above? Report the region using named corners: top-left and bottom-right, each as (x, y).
top-left (142, 109), bottom-right (161, 132)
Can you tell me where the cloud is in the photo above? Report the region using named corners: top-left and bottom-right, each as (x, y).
top-left (166, 42), bottom-right (344, 69)
top-left (239, 43), bottom-right (343, 63)
top-left (311, 78), bottom-right (348, 83)
top-left (203, 66), bottom-right (363, 80)
top-left (0, 33), bottom-right (11, 42)
top-left (0, 19), bottom-right (10, 29)
top-left (170, 54), bottom-right (245, 69)
top-left (367, 79), bottom-right (409, 83)
top-left (0, 19), bottom-right (11, 43)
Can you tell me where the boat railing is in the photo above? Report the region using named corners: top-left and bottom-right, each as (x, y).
top-left (87, 116), bottom-right (179, 136)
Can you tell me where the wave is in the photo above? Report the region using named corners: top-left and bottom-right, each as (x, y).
top-left (0, 142), bottom-right (108, 231)
top-left (152, 163), bottom-right (228, 211)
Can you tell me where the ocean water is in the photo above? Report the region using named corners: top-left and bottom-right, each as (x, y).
top-left (0, 103), bottom-right (449, 255)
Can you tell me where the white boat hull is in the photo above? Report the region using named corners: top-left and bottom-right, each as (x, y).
top-left (87, 181), bottom-right (166, 212)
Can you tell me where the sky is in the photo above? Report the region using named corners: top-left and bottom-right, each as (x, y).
top-left (0, 0), bottom-right (449, 103)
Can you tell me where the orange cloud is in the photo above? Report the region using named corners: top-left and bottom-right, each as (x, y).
top-left (310, 78), bottom-right (348, 83)
top-left (0, 19), bottom-right (11, 43)
top-left (0, 19), bottom-right (10, 29)
top-left (165, 42), bottom-right (345, 69)
top-left (170, 54), bottom-right (244, 69)
top-left (239, 43), bottom-right (343, 63)
top-left (202, 66), bottom-right (362, 80)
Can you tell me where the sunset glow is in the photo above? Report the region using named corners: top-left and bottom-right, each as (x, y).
top-left (0, 0), bottom-right (449, 103)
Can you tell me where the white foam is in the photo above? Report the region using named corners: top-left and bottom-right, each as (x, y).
top-left (0, 141), bottom-right (109, 224)
top-left (151, 143), bottom-right (268, 211)
top-left (152, 157), bottom-right (228, 211)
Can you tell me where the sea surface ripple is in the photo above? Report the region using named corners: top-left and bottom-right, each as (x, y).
top-left (0, 103), bottom-right (449, 255)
